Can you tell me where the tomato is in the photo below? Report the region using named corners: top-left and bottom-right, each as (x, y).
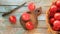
top-left (54, 13), bottom-right (60, 20)
top-left (53, 26), bottom-right (60, 31)
top-left (53, 20), bottom-right (60, 31)
top-left (25, 21), bottom-right (34, 30)
top-left (50, 18), bottom-right (55, 24)
top-left (22, 13), bottom-right (30, 21)
top-left (49, 12), bottom-right (55, 17)
top-left (50, 5), bottom-right (57, 13)
top-left (28, 2), bottom-right (35, 11)
top-left (56, 0), bottom-right (60, 7)
top-left (9, 15), bottom-right (16, 24)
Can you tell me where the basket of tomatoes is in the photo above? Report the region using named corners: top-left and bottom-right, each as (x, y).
top-left (46, 0), bottom-right (60, 34)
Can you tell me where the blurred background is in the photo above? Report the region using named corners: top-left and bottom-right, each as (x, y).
top-left (0, 0), bottom-right (53, 34)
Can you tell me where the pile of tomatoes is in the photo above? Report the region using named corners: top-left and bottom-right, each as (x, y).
top-left (49, 0), bottom-right (60, 31)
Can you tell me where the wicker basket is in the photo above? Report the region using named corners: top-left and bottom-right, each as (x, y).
top-left (46, 8), bottom-right (60, 34)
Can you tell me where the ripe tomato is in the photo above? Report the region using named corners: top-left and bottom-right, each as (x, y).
top-left (50, 18), bottom-right (55, 24)
top-left (49, 12), bottom-right (55, 17)
top-left (56, 0), bottom-right (60, 7)
top-left (25, 21), bottom-right (34, 30)
top-left (22, 13), bottom-right (30, 21)
top-left (53, 20), bottom-right (60, 31)
top-left (28, 2), bottom-right (35, 11)
top-left (50, 5), bottom-right (57, 13)
top-left (54, 13), bottom-right (60, 20)
top-left (9, 15), bottom-right (16, 24)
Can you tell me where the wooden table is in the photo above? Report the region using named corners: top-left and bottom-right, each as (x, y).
top-left (0, 0), bottom-right (53, 34)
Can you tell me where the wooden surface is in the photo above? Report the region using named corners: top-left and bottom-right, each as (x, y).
top-left (0, 0), bottom-right (53, 34)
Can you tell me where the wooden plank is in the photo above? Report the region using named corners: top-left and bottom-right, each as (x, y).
top-left (0, 14), bottom-right (47, 27)
top-left (0, 13), bottom-right (46, 20)
top-left (0, 0), bottom-right (25, 5)
top-left (38, 20), bottom-right (47, 28)
top-left (0, 13), bottom-right (47, 28)
top-left (10, 6), bottom-right (50, 14)
top-left (0, 0), bottom-right (52, 5)
top-left (0, 6), bottom-right (18, 12)
top-left (12, 20), bottom-right (47, 28)
top-left (0, 28), bottom-right (25, 34)
top-left (0, 14), bottom-right (47, 28)
top-left (0, 19), bottom-right (47, 28)
top-left (0, 6), bottom-right (50, 14)
top-left (0, 27), bottom-right (51, 34)
top-left (42, 6), bottom-right (50, 14)
top-left (0, 0), bottom-right (52, 14)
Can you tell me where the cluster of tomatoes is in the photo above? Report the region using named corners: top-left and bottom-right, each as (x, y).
top-left (21, 12), bottom-right (35, 30)
top-left (9, 2), bottom-right (35, 30)
top-left (49, 0), bottom-right (60, 31)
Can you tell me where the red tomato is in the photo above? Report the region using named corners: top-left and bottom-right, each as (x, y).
top-left (50, 5), bottom-right (57, 13)
top-left (49, 12), bottom-right (55, 17)
top-left (25, 21), bottom-right (34, 30)
top-left (53, 20), bottom-right (60, 31)
top-left (9, 15), bottom-right (16, 24)
top-left (50, 18), bottom-right (55, 24)
top-left (56, 0), bottom-right (60, 7)
top-left (28, 2), bottom-right (35, 11)
top-left (54, 13), bottom-right (60, 20)
top-left (22, 13), bottom-right (30, 21)
top-left (53, 26), bottom-right (60, 31)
